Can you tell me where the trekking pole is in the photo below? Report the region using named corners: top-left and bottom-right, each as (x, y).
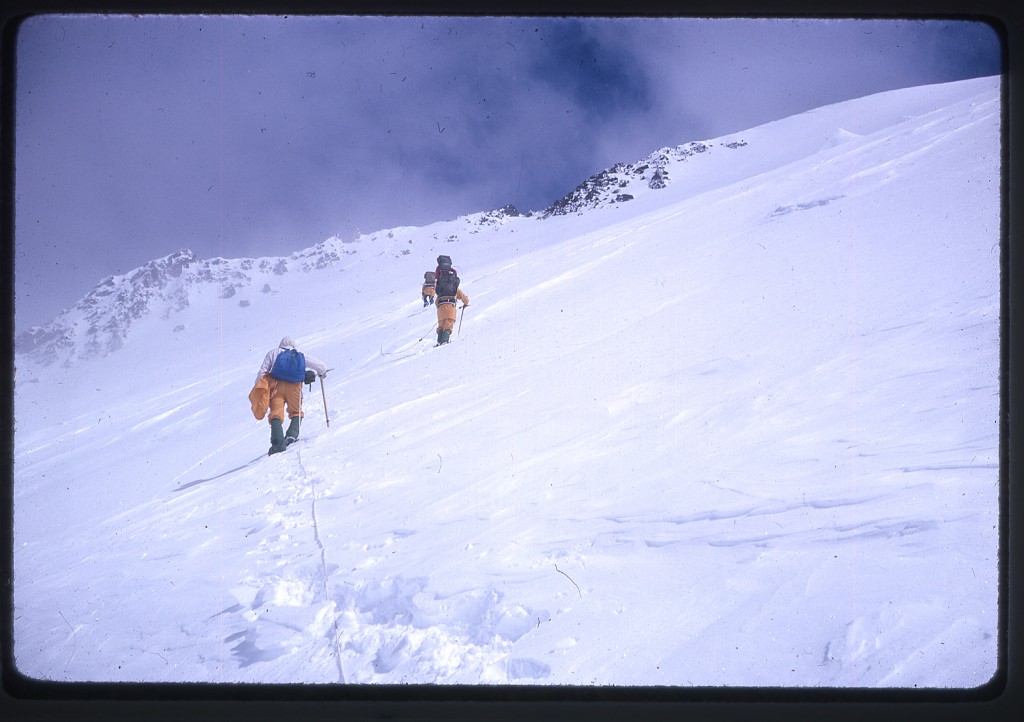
top-left (458, 304), bottom-right (467, 335)
top-left (319, 375), bottom-right (330, 427)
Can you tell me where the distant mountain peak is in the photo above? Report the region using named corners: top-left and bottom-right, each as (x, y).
top-left (15, 244), bottom-right (342, 367)
top-left (16, 249), bottom-right (199, 366)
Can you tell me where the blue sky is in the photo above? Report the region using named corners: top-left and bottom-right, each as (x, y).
top-left (11, 14), bottom-right (1003, 330)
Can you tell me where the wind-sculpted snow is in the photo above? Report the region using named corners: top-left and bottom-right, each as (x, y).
top-left (12, 76), bottom-right (1001, 687)
top-left (242, 453), bottom-right (547, 684)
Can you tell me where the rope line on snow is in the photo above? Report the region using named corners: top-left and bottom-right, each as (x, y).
top-left (294, 444), bottom-right (346, 684)
top-left (555, 564), bottom-right (582, 598)
top-left (59, 610), bottom-right (77, 672)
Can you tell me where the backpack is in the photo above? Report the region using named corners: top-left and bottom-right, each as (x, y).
top-left (423, 271), bottom-right (436, 286)
top-left (434, 256), bottom-right (460, 297)
top-left (269, 348), bottom-right (306, 383)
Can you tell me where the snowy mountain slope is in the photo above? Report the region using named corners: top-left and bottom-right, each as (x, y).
top-left (11, 75), bottom-right (1001, 687)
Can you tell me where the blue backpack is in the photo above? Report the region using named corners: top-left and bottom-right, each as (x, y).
top-left (270, 348), bottom-right (306, 383)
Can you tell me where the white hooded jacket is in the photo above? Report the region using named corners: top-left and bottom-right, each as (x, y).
top-left (256, 337), bottom-right (328, 385)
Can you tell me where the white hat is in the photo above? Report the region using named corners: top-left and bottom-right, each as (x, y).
top-left (279, 336), bottom-right (296, 349)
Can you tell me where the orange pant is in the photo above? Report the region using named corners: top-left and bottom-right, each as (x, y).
top-left (436, 300), bottom-right (458, 331)
top-left (268, 379), bottom-right (303, 422)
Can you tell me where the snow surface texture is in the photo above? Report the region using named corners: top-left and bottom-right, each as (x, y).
top-left (13, 76), bottom-right (1001, 687)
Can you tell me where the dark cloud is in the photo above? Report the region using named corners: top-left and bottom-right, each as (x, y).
top-left (12, 15), bottom-right (1002, 330)
top-left (528, 19), bottom-right (655, 118)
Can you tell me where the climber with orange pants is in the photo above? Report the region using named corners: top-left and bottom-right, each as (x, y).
top-left (432, 255), bottom-right (469, 345)
top-left (249, 336), bottom-right (329, 455)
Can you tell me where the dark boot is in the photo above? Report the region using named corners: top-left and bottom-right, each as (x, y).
top-left (438, 329), bottom-right (452, 345)
top-left (269, 418), bottom-right (287, 455)
top-left (285, 417), bottom-right (301, 446)
top-left (437, 329), bottom-right (444, 345)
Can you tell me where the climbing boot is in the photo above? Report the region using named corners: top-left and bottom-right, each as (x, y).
top-left (285, 416), bottom-right (301, 446)
top-left (269, 418), bottom-right (287, 455)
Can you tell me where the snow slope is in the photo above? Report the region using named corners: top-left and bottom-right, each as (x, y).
top-left (11, 75), bottom-right (1001, 688)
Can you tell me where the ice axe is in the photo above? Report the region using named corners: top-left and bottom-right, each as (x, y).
top-left (307, 368), bottom-right (333, 427)
top-left (320, 375), bottom-right (330, 427)
top-left (458, 304), bottom-right (468, 335)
